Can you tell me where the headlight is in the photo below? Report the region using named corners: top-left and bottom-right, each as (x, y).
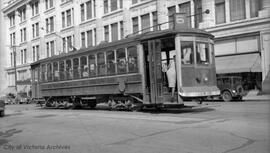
top-left (204, 77), bottom-right (208, 82)
top-left (232, 90), bottom-right (236, 93)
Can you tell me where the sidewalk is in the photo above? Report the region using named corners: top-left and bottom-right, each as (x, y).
top-left (243, 90), bottom-right (270, 101)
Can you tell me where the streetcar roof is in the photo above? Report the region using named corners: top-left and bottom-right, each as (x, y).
top-left (31, 28), bottom-right (214, 67)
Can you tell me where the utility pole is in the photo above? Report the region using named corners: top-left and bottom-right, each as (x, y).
top-left (13, 47), bottom-right (17, 93)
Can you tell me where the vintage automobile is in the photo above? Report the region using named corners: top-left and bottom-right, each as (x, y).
top-left (0, 99), bottom-right (5, 117)
top-left (217, 76), bottom-right (246, 102)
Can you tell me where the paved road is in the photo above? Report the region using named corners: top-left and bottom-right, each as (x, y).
top-left (0, 101), bottom-right (269, 153)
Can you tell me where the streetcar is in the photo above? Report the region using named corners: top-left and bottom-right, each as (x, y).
top-left (31, 14), bottom-right (220, 110)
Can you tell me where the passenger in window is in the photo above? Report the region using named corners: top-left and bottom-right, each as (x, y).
top-left (118, 58), bottom-right (126, 73)
top-left (128, 57), bottom-right (137, 72)
top-left (166, 55), bottom-right (176, 102)
top-left (82, 66), bottom-right (89, 77)
top-left (196, 50), bottom-right (201, 64)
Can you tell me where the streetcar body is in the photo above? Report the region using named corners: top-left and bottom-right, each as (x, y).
top-left (31, 28), bottom-right (219, 109)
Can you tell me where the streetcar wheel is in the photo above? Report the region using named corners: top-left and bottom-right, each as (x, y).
top-left (222, 91), bottom-right (232, 102)
top-left (88, 102), bottom-right (97, 109)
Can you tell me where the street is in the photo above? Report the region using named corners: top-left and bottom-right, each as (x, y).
top-left (0, 101), bottom-right (270, 153)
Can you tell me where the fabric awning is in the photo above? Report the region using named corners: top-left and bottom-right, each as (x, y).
top-left (215, 53), bottom-right (262, 74)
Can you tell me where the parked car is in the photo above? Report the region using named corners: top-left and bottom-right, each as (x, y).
top-left (217, 76), bottom-right (246, 102)
top-left (0, 99), bottom-right (5, 117)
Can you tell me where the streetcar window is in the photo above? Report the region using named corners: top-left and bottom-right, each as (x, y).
top-left (117, 48), bottom-right (127, 74)
top-left (59, 61), bottom-right (65, 80)
top-left (107, 51), bottom-right (116, 75)
top-left (53, 62), bottom-right (59, 81)
top-left (89, 54), bottom-right (96, 77)
top-left (181, 41), bottom-right (194, 64)
top-left (41, 64), bottom-right (46, 82)
top-left (80, 56), bottom-right (88, 78)
top-left (127, 46), bottom-right (138, 73)
top-left (73, 58), bottom-right (80, 79)
top-left (66, 59), bottom-right (72, 80)
top-left (97, 52), bottom-right (106, 76)
top-left (196, 42), bottom-right (210, 65)
top-left (47, 63), bottom-right (52, 82)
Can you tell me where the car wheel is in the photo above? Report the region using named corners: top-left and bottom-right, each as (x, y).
top-left (222, 91), bottom-right (232, 102)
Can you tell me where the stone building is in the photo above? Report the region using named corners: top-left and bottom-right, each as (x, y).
top-left (1, 0), bottom-right (269, 97)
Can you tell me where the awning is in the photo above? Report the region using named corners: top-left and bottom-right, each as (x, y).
top-left (215, 53), bottom-right (262, 74)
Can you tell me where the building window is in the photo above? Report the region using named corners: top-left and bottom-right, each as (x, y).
top-left (250, 0), bottom-right (262, 18)
top-left (179, 2), bottom-right (191, 28)
top-left (104, 0), bottom-right (108, 14)
top-left (81, 0), bottom-right (96, 22)
top-left (10, 32), bottom-right (16, 46)
top-left (141, 14), bottom-right (150, 33)
top-left (61, 0), bottom-right (72, 3)
top-left (31, 1), bottom-right (39, 16)
top-left (215, 0), bottom-right (226, 24)
top-left (194, 0), bottom-right (202, 28)
top-left (111, 0), bottom-right (118, 11)
top-left (230, 0), bottom-right (246, 21)
top-left (81, 32), bottom-right (86, 48)
top-left (20, 49), bottom-right (27, 64)
top-left (63, 35), bottom-right (75, 53)
top-left (86, 1), bottom-right (92, 19)
top-left (111, 23), bottom-right (118, 41)
top-left (168, 6), bottom-right (176, 29)
top-left (20, 28), bottom-right (26, 42)
top-left (45, 0), bottom-right (53, 10)
top-left (10, 53), bottom-right (13, 67)
top-left (87, 30), bottom-right (93, 47)
top-left (152, 11), bottom-right (158, 31)
top-left (104, 25), bottom-right (109, 42)
top-left (32, 45), bottom-right (39, 62)
top-left (9, 13), bottom-right (15, 27)
top-left (32, 22), bottom-right (39, 39)
top-left (104, 0), bottom-right (122, 14)
top-left (120, 21), bottom-right (124, 39)
top-left (132, 17), bottom-right (139, 34)
top-left (46, 40), bottom-right (55, 57)
top-left (80, 4), bottom-right (85, 22)
top-left (62, 8), bottom-right (74, 28)
top-left (45, 16), bottom-right (54, 33)
top-left (19, 7), bottom-right (26, 22)
top-left (132, 0), bottom-right (138, 4)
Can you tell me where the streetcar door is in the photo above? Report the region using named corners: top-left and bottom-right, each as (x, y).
top-left (148, 40), bottom-right (163, 104)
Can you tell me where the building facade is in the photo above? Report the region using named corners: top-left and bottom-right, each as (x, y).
top-left (1, 0), bottom-right (269, 97)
